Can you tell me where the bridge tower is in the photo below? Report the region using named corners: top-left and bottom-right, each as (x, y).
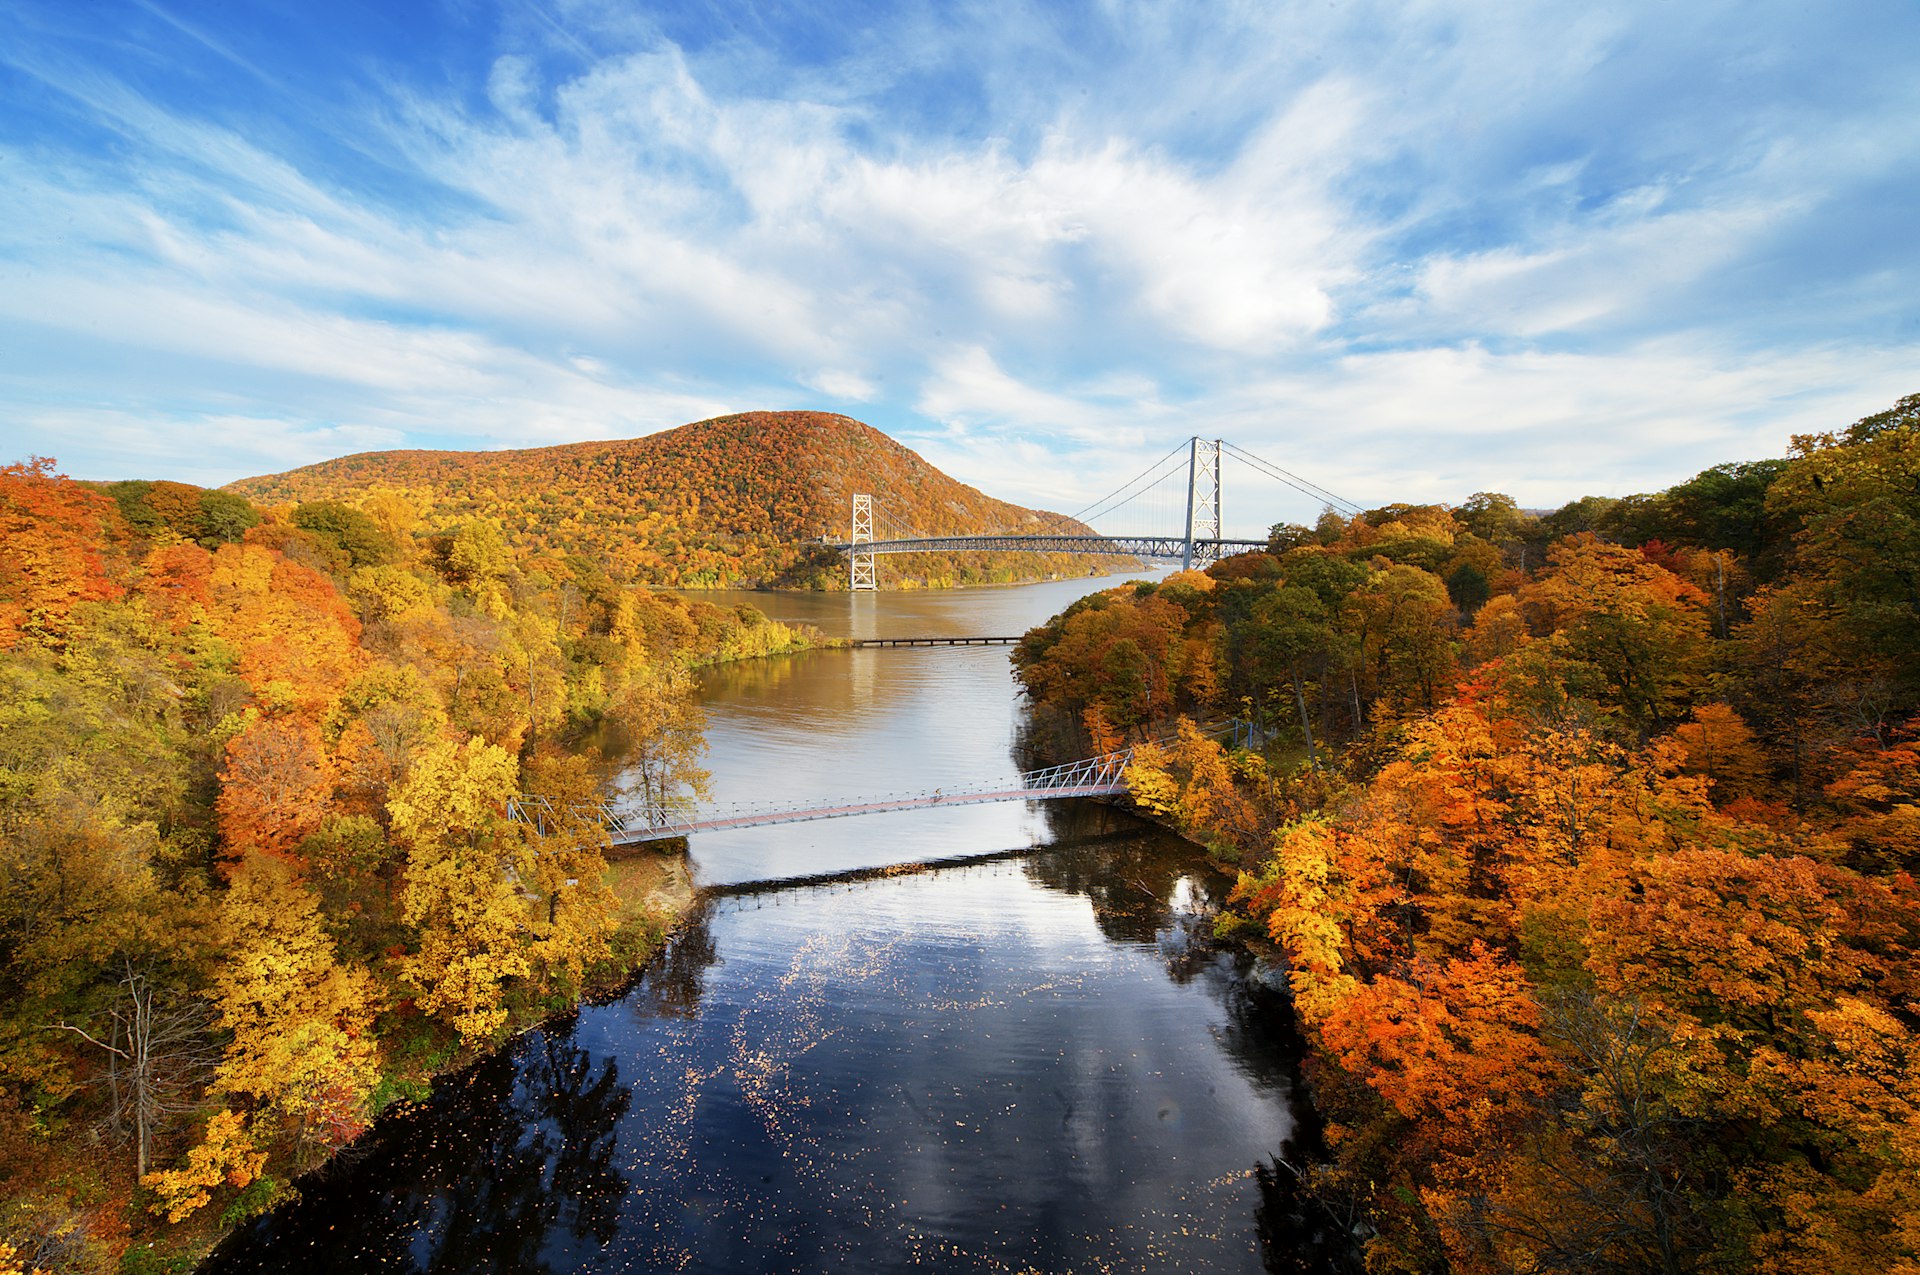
top-left (1182, 438), bottom-right (1223, 570)
top-left (849, 493), bottom-right (876, 590)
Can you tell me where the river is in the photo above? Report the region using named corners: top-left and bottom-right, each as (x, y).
top-left (202, 575), bottom-right (1319, 1274)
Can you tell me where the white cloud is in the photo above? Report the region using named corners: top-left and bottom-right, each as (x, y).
top-left (800, 369), bottom-right (879, 402)
top-left (25, 409), bottom-right (406, 486)
top-left (0, 0), bottom-right (1915, 511)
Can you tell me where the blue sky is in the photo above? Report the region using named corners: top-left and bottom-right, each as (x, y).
top-left (2, 0), bottom-right (1916, 535)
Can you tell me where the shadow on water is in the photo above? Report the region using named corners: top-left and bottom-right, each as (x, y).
top-left (204, 1029), bottom-right (629, 1274)
top-left (624, 906), bottom-right (718, 1023)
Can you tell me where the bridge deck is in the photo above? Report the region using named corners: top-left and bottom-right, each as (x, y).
top-left (511, 724), bottom-right (1262, 847)
top-left (844, 533), bottom-right (1269, 559)
top-left (608, 782), bottom-right (1127, 843)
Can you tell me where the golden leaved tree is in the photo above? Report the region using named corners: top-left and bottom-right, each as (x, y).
top-left (389, 736), bottom-right (530, 1045)
top-left (210, 857), bottom-right (379, 1161)
top-left (518, 751), bottom-right (619, 990)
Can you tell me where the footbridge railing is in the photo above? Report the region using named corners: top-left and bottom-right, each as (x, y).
top-left (849, 534), bottom-right (1269, 559)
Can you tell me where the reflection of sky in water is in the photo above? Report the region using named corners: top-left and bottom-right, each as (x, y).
top-left (205, 840), bottom-right (1300, 1274)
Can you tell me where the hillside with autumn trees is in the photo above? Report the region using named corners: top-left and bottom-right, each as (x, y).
top-left (1013, 392), bottom-right (1920, 1274)
top-left (0, 458), bottom-right (816, 1271)
top-left (227, 410), bottom-right (1118, 589)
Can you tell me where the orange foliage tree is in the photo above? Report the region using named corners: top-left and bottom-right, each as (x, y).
top-left (0, 458), bottom-right (125, 649)
top-left (217, 717), bottom-right (334, 862)
top-left (207, 543), bottom-right (365, 714)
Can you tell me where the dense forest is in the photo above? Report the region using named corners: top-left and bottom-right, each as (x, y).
top-left (228, 411), bottom-right (1122, 589)
top-left (0, 462), bottom-right (815, 1272)
top-left (1013, 392), bottom-right (1920, 1274)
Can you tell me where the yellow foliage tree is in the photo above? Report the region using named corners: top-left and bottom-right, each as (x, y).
top-left (1125, 719), bottom-right (1260, 851)
top-left (1244, 817), bottom-right (1359, 1021)
top-left (0, 1239), bottom-right (49, 1275)
top-left (390, 736), bottom-right (530, 1044)
top-left (140, 1109), bottom-right (266, 1223)
top-left (519, 751), bottom-right (619, 989)
top-left (210, 857), bottom-right (380, 1155)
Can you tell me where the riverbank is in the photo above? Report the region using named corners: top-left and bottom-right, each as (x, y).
top-left (102, 849), bottom-right (700, 1274)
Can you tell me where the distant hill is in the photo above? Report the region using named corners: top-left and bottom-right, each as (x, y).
top-left (227, 411), bottom-right (1118, 588)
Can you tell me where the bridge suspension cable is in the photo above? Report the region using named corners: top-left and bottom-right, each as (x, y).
top-left (841, 434), bottom-right (1363, 583)
top-left (1065, 440), bottom-right (1192, 527)
top-left (1220, 441), bottom-right (1365, 518)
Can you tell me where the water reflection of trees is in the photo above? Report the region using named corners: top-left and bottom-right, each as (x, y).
top-left (203, 1027), bottom-right (631, 1273)
top-left (1026, 807), bottom-right (1305, 1097)
top-left (695, 651), bottom-right (811, 702)
top-left (1024, 815), bottom-right (1226, 955)
top-left (631, 903), bottom-right (719, 1021)
top-left (423, 1029), bottom-right (630, 1271)
top-left (1022, 814), bottom-right (1332, 1273)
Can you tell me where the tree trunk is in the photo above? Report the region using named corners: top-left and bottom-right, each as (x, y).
top-left (1289, 663), bottom-right (1319, 771)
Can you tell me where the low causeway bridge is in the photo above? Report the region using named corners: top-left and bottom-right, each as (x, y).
top-left (848, 635), bottom-right (1021, 647)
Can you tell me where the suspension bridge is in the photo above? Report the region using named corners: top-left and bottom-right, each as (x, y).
top-left (508, 721), bottom-right (1266, 846)
top-left (842, 436), bottom-right (1363, 590)
top-left (508, 748), bottom-right (1137, 846)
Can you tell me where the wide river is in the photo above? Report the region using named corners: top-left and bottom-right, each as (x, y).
top-left (204, 575), bottom-right (1317, 1274)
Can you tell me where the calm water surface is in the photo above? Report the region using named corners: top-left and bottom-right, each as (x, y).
top-left (205, 576), bottom-right (1315, 1273)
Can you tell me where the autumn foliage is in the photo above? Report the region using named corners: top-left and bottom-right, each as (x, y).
top-left (0, 456), bottom-right (814, 1259)
top-left (1014, 391), bottom-right (1920, 1274)
top-left (0, 458), bottom-right (124, 650)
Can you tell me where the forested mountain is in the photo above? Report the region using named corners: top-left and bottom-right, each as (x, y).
top-left (1014, 391), bottom-right (1920, 1275)
top-left (227, 411), bottom-right (1114, 589)
top-left (0, 458), bottom-right (812, 1270)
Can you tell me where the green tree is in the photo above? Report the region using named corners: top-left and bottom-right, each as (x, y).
top-left (1767, 411), bottom-right (1920, 682)
top-left (196, 489), bottom-right (261, 546)
top-left (1237, 585), bottom-right (1334, 766)
top-left (291, 501), bottom-right (398, 571)
top-left (1661, 459), bottom-right (1790, 559)
top-left (1454, 491), bottom-right (1527, 544)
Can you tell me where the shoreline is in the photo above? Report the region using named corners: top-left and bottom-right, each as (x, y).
top-left (177, 851), bottom-right (701, 1272)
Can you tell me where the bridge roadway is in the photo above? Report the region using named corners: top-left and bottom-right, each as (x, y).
top-left (851, 533), bottom-right (1269, 559)
top-left (848, 635), bottom-right (1020, 647)
top-left (509, 748), bottom-right (1140, 845)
